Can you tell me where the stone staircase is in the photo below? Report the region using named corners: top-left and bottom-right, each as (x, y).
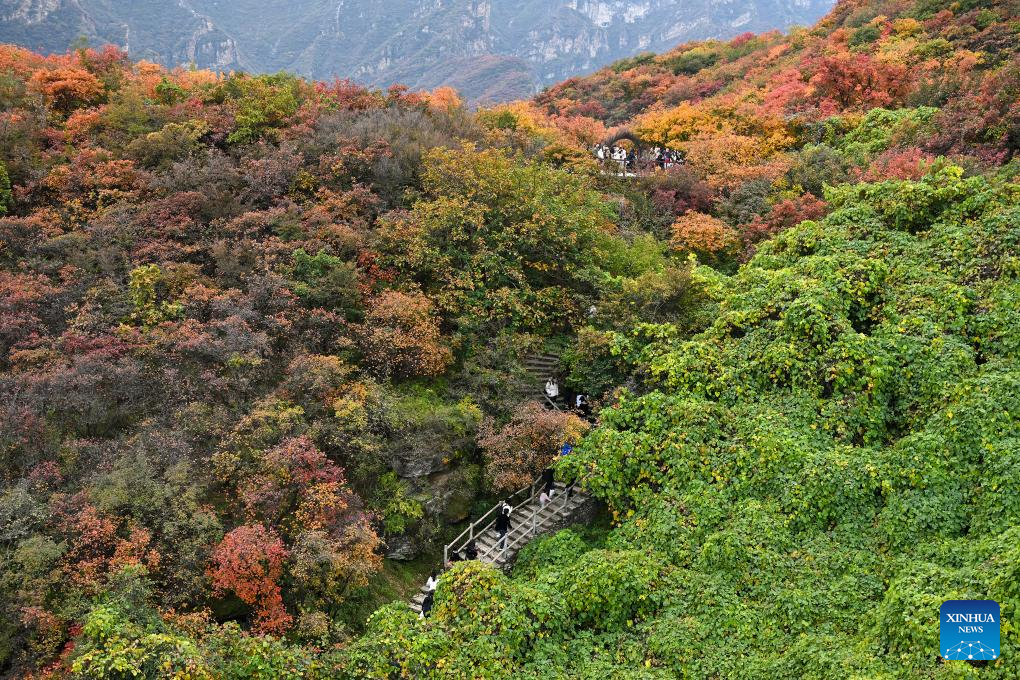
top-left (523, 352), bottom-right (564, 410)
top-left (409, 350), bottom-right (581, 615)
top-left (410, 480), bottom-right (586, 614)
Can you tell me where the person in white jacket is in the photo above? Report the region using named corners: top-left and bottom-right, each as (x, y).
top-left (545, 378), bottom-right (559, 400)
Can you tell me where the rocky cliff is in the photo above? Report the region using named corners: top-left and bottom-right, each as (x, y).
top-left (0, 0), bottom-right (834, 100)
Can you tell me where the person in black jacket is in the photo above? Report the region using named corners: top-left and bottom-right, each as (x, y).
top-left (494, 502), bottom-right (512, 550)
top-left (420, 590), bottom-right (434, 619)
top-left (464, 540), bottom-right (478, 560)
top-left (541, 467), bottom-right (555, 497)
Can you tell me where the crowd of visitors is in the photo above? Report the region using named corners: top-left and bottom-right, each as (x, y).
top-left (591, 143), bottom-right (683, 173)
top-left (652, 146), bottom-right (683, 168)
top-left (593, 143), bottom-right (637, 172)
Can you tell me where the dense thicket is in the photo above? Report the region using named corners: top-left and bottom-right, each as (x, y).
top-left (0, 47), bottom-right (652, 676)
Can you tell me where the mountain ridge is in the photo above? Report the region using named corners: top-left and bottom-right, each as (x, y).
top-left (0, 0), bottom-right (835, 100)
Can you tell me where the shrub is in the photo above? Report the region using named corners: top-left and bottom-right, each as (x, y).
top-left (479, 401), bottom-right (589, 493)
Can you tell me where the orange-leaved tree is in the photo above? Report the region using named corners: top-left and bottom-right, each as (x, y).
top-left (669, 211), bottom-right (739, 257)
top-left (479, 401), bottom-right (589, 493)
top-left (208, 524), bottom-right (292, 635)
top-left (355, 290), bottom-right (452, 380)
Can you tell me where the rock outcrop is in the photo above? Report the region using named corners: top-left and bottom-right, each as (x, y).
top-left (0, 0), bottom-right (834, 102)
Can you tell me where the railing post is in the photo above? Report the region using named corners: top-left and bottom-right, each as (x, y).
top-left (469, 522), bottom-right (474, 542)
top-left (444, 545), bottom-right (448, 565)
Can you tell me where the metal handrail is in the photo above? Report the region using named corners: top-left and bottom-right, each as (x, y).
top-left (446, 475), bottom-right (577, 565)
top-left (444, 473), bottom-right (548, 564)
top-left (474, 481), bottom-right (572, 563)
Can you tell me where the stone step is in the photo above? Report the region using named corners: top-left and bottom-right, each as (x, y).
top-left (413, 481), bottom-right (586, 616)
top-left (524, 362), bottom-right (559, 372)
top-left (524, 358), bottom-right (560, 370)
top-left (472, 500), bottom-right (582, 559)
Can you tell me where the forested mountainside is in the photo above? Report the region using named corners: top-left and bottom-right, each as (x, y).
top-left (0, 0), bottom-right (834, 102)
top-left (0, 0), bottom-right (1019, 676)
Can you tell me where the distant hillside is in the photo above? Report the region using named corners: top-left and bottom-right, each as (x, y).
top-left (0, 0), bottom-right (835, 101)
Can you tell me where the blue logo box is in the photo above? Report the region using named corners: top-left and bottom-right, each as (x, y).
top-left (940, 600), bottom-right (1000, 661)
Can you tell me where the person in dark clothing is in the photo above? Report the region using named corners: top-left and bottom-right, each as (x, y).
top-left (464, 540), bottom-right (478, 560)
top-left (541, 467), bottom-right (555, 496)
top-left (420, 590), bottom-right (434, 618)
top-left (494, 502), bottom-right (512, 550)
top-left (540, 466), bottom-right (556, 506)
top-left (575, 394), bottom-right (592, 420)
top-left (446, 549), bottom-right (463, 567)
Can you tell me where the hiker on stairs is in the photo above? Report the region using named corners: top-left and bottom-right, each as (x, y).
top-left (420, 590), bottom-right (434, 619)
top-left (540, 467), bottom-right (556, 507)
top-left (559, 441), bottom-right (577, 498)
top-left (495, 501), bottom-right (513, 550)
top-left (544, 377), bottom-right (559, 404)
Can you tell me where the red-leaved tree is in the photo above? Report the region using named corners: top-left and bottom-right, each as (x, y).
top-left (208, 524), bottom-right (292, 635)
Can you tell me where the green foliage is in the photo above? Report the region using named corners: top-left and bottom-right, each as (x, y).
top-left (126, 264), bottom-right (184, 328)
top-left (562, 326), bottom-right (632, 397)
top-left (611, 52), bottom-right (657, 73)
top-left (850, 24), bottom-right (882, 47)
top-left (225, 74), bottom-right (303, 145)
top-left (371, 472), bottom-right (424, 535)
top-left (476, 108), bottom-right (521, 131)
top-left (512, 528), bottom-right (589, 580)
top-left (825, 163), bottom-right (979, 232)
top-left (287, 248), bottom-right (360, 314)
top-left (664, 46), bottom-right (720, 75)
top-left (552, 549), bottom-right (665, 629)
top-left (73, 604), bottom-right (209, 679)
top-left (154, 76), bottom-right (186, 105)
top-left (540, 167), bottom-right (1020, 677)
top-left (126, 120), bottom-right (208, 170)
top-left (71, 567), bottom-right (210, 679)
top-left (835, 107), bottom-right (938, 165)
top-left (379, 144), bottom-right (619, 333)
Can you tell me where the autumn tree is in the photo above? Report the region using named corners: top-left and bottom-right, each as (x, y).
top-left (29, 67), bottom-right (104, 114)
top-left (239, 436), bottom-right (344, 528)
top-left (479, 401), bottom-right (589, 493)
top-left (427, 86), bottom-right (462, 112)
top-left (355, 290), bottom-right (452, 380)
top-left (742, 193), bottom-right (827, 245)
top-left (208, 524), bottom-right (292, 634)
top-left (807, 52), bottom-right (911, 111)
top-left (51, 497), bottom-right (160, 590)
top-left (670, 211), bottom-right (739, 257)
top-left (237, 436), bottom-right (383, 609)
